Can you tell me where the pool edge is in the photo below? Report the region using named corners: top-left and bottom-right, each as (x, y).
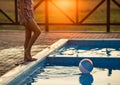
top-left (0, 39), bottom-right (68, 85)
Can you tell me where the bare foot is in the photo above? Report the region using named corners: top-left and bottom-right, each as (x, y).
top-left (25, 58), bottom-right (37, 62)
top-left (24, 50), bottom-right (37, 62)
top-left (24, 51), bottom-right (32, 61)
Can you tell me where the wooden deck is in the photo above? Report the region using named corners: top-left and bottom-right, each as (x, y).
top-left (0, 30), bottom-right (120, 76)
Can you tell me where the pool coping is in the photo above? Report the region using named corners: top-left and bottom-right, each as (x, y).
top-left (0, 39), bottom-right (68, 85)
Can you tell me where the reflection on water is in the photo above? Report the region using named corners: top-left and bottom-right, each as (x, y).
top-left (108, 69), bottom-right (112, 76)
top-left (22, 65), bottom-right (120, 85)
top-left (50, 47), bottom-right (120, 57)
top-left (79, 73), bottom-right (93, 85)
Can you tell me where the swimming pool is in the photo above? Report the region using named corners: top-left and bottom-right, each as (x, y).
top-left (0, 39), bottom-right (120, 85)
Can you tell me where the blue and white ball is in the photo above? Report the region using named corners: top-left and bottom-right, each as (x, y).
top-left (79, 59), bottom-right (93, 73)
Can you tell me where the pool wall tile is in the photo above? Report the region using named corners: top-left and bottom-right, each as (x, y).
top-left (47, 57), bottom-right (120, 70)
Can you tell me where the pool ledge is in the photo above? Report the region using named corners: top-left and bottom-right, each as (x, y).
top-left (0, 39), bottom-right (68, 85)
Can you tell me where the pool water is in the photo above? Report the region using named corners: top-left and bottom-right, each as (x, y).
top-left (50, 47), bottom-right (120, 57)
top-left (21, 66), bottom-right (120, 85)
top-left (50, 40), bottom-right (120, 57)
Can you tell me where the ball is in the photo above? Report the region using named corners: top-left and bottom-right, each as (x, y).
top-left (79, 59), bottom-right (93, 73)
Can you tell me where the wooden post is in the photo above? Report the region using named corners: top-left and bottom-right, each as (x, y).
top-left (15, 0), bottom-right (18, 24)
top-left (107, 0), bottom-right (110, 32)
top-left (45, 0), bottom-right (49, 32)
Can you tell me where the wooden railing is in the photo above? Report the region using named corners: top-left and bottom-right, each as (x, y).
top-left (0, 0), bottom-right (120, 32)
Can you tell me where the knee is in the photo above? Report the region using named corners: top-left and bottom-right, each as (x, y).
top-left (35, 29), bottom-right (41, 36)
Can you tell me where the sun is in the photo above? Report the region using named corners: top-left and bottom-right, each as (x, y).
top-left (54, 0), bottom-right (73, 10)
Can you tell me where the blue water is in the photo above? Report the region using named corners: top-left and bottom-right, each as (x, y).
top-left (50, 40), bottom-right (120, 57)
top-left (21, 66), bottom-right (120, 85)
top-left (50, 47), bottom-right (120, 57)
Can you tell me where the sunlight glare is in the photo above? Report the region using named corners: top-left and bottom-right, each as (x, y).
top-left (54, 0), bottom-right (73, 10)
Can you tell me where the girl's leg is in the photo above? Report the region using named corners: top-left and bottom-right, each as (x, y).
top-left (25, 19), bottom-right (41, 61)
top-left (24, 27), bottom-right (32, 61)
